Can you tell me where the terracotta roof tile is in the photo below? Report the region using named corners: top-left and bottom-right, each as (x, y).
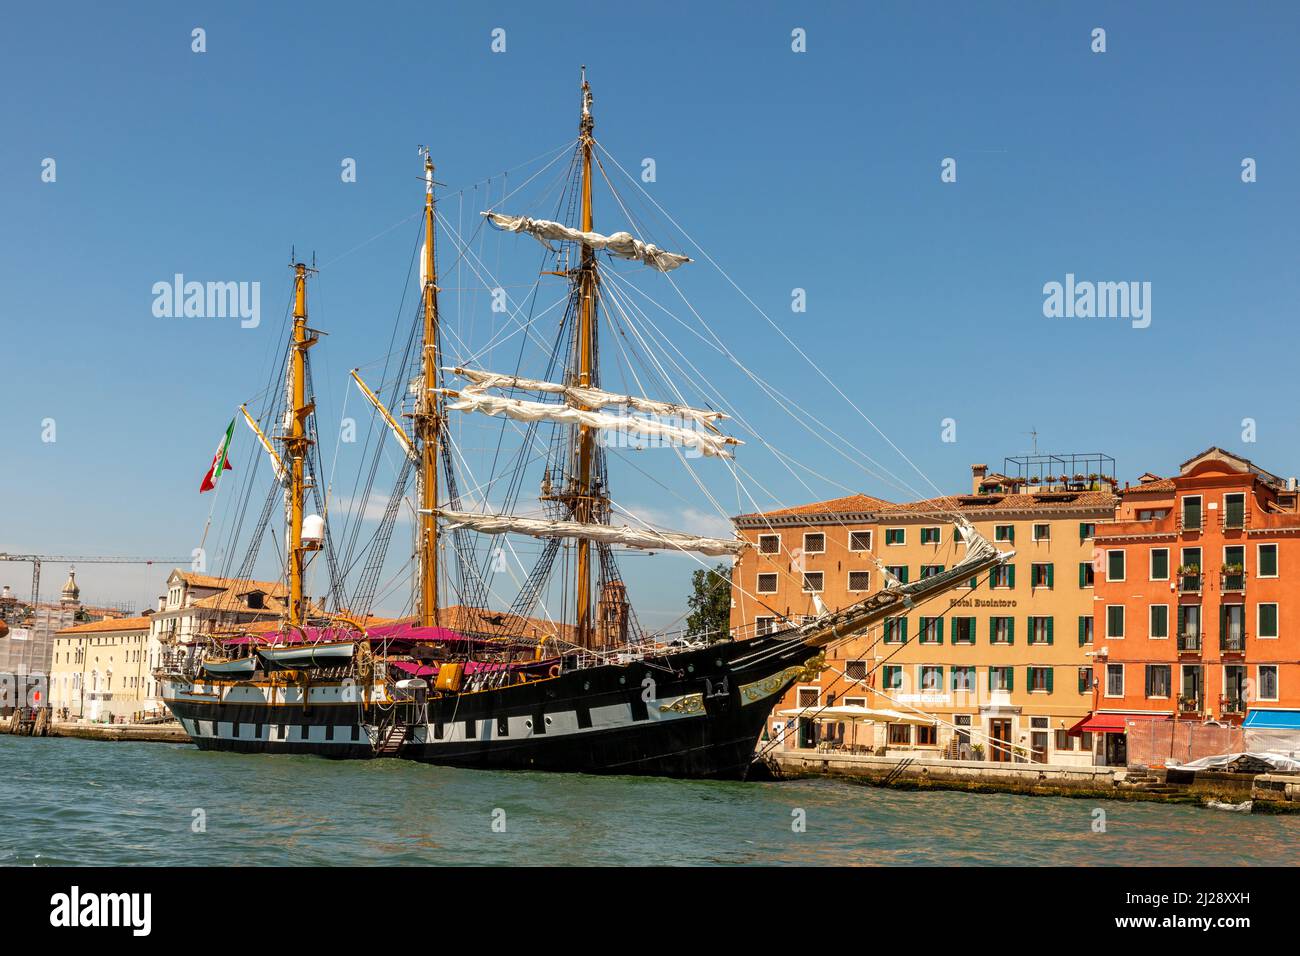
top-left (875, 489), bottom-right (1118, 516)
top-left (735, 493), bottom-right (891, 521)
top-left (173, 570), bottom-right (287, 596)
top-left (56, 615), bottom-right (153, 635)
top-left (1123, 478), bottom-right (1176, 494)
top-left (189, 592), bottom-right (286, 614)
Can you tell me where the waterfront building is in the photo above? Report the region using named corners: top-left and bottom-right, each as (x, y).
top-left (0, 571), bottom-right (132, 712)
top-left (0, 570), bottom-right (82, 682)
top-left (1082, 447), bottom-right (1300, 765)
top-left (50, 615), bottom-right (154, 722)
top-left (732, 457), bottom-right (1120, 766)
top-left (142, 570), bottom-right (292, 711)
top-left (731, 493), bottom-right (889, 638)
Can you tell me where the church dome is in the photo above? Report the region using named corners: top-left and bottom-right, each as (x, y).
top-left (61, 569), bottom-right (80, 603)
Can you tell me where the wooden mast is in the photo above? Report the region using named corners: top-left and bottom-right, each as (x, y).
top-left (417, 147), bottom-right (442, 627)
top-left (573, 69), bottom-right (598, 648)
top-left (286, 261), bottom-right (317, 627)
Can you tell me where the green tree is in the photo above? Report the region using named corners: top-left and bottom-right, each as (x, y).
top-left (685, 562), bottom-right (732, 641)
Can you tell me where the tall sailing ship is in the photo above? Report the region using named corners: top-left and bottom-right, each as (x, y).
top-left (157, 72), bottom-right (1009, 779)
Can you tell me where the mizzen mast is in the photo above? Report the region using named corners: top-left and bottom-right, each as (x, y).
top-left (416, 146), bottom-right (442, 627)
top-left (572, 69), bottom-right (600, 648)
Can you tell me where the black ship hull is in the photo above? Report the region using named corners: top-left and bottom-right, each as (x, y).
top-left (162, 634), bottom-right (819, 780)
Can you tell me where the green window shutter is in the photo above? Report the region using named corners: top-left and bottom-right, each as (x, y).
top-left (901, 618), bottom-right (908, 641)
top-left (1046, 617), bottom-right (1054, 645)
top-left (1046, 564), bottom-right (1054, 589)
top-left (1078, 616), bottom-right (1086, 646)
top-left (937, 665), bottom-right (945, 688)
top-left (1007, 565), bottom-right (1016, 589)
top-left (969, 575), bottom-right (978, 589)
top-left (1006, 668), bottom-right (1014, 693)
top-left (1046, 667), bottom-right (1054, 694)
top-left (1007, 618), bottom-right (1015, 645)
top-left (1261, 604), bottom-right (1278, 637)
top-left (1152, 549), bottom-right (1168, 579)
top-left (970, 617), bottom-right (977, 642)
top-left (988, 668), bottom-right (996, 691)
top-left (937, 618), bottom-right (945, 644)
top-left (1078, 668), bottom-right (1088, 693)
top-left (900, 567), bottom-right (909, 584)
top-left (1079, 562), bottom-right (1086, 588)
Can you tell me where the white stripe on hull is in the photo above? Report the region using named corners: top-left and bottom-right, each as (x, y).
top-left (172, 688), bottom-right (722, 748)
top-left (163, 680), bottom-right (383, 707)
top-left (178, 715), bottom-right (374, 746)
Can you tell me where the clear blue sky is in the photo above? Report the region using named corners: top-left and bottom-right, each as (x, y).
top-left (2, 1), bottom-right (1298, 624)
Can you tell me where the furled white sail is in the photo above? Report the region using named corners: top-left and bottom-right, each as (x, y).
top-left (435, 509), bottom-right (748, 556)
top-left (483, 211), bottom-right (691, 272)
top-left (449, 367), bottom-right (727, 430)
top-left (443, 389), bottom-right (742, 459)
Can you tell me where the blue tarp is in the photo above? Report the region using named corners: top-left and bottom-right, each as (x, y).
top-left (1243, 709), bottom-right (1300, 730)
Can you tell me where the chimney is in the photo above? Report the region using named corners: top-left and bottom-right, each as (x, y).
top-left (971, 463), bottom-right (988, 495)
top-left (157, 595), bottom-right (166, 613)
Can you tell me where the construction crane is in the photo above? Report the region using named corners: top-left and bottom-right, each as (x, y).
top-left (0, 554), bottom-right (190, 608)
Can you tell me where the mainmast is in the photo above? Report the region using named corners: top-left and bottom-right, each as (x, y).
top-left (572, 69), bottom-right (600, 648)
top-left (416, 147), bottom-right (442, 627)
top-left (286, 261), bottom-right (317, 627)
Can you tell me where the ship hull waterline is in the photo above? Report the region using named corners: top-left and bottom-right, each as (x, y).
top-left (160, 634), bottom-right (819, 780)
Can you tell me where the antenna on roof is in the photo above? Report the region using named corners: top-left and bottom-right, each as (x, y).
top-left (1023, 427), bottom-right (1039, 456)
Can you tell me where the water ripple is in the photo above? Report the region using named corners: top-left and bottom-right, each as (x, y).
top-left (3, 736), bottom-right (1297, 866)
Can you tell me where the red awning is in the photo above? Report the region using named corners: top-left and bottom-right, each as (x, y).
top-left (1068, 712), bottom-right (1170, 736)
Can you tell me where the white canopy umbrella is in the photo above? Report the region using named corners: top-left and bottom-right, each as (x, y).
top-left (777, 705), bottom-right (939, 753)
top-left (778, 705), bottom-right (936, 725)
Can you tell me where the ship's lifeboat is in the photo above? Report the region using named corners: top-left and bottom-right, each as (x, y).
top-left (256, 640), bottom-right (356, 669)
top-left (201, 656), bottom-right (258, 678)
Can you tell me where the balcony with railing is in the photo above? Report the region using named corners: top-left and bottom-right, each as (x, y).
top-left (1176, 632), bottom-right (1202, 655)
top-left (1178, 509), bottom-right (1205, 533)
top-left (1177, 572), bottom-right (1203, 594)
top-left (1220, 568), bottom-right (1246, 592)
top-left (1219, 629), bottom-right (1247, 655)
top-left (1178, 694), bottom-right (1203, 715)
top-left (1221, 695), bottom-right (1247, 717)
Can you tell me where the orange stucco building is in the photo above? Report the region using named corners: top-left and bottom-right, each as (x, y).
top-left (732, 459), bottom-right (1121, 766)
top-left (1083, 447), bottom-right (1300, 764)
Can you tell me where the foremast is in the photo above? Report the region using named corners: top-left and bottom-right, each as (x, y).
top-left (416, 147), bottom-right (443, 628)
top-left (572, 70), bottom-right (600, 648)
top-left (286, 261), bottom-right (317, 627)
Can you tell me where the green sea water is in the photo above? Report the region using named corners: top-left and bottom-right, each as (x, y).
top-left (3, 735), bottom-right (1297, 866)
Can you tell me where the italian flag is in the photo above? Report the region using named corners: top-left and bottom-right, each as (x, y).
top-left (199, 418), bottom-right (236, 493)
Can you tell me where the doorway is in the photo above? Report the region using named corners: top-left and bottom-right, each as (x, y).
top-left (1104, 731), bottom-right (1128, 767)
top-left (989, 718), bottom-right (1012, 762)
top-left (798, 717), bottom-right (816, 749)
top-left (1030, 731), bottom-right (1049, 763)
